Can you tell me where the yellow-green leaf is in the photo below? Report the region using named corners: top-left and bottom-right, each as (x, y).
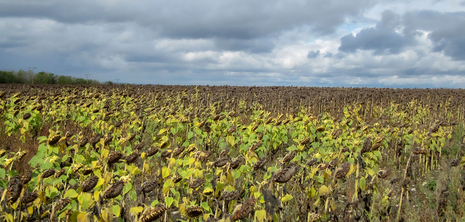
top-left (318, 185), bottom-right (331, 196)
top-left (162, 167), bottom-right (171, 178)
top-left (281, 194), bottom-right (293, 203)
top-left (77, 212), bottom-right (89, 222)
top-left (227, 135), bottom-right (235, 147)
top-left (367, 168), bottom-right (375, 177)
top-left (64, 189), bottom-right (79, 199)
top-left (360, 177), bottom-right (366, 191)
top-left (5, 214), bottom-right (13, 222)
top-left (201, 201), bottom-right (211, 211)
top-left (96, 178), bottom-right (105, 188)
top-left (151, 200), bottom-right (160, 207)
top-left (77, 193), bottom-right (93, 211)
top-left (27, 206), bottom-right (34, 215)
top-left (130, 206), bottom-right (144, 216)
top-left (158, 129), bottom-right (167, 135)
top-left (143, 162), bottom-right (150, 173)
top-left (112, 205), bottom-right (120, 217)
top-left (308, 187), bottom-right (317, 198)
top-left (255, 209), bottom-right (267, 222)
top-left (101, 149), bottom-right (109, 159)
top-left (94, 191), bottom-right (101, 202)
top-left (165, 196), bottom-right (174, 207)
top-left (130, 166), bottom-right (141, 175)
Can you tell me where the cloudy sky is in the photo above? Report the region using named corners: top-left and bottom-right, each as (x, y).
top-left (1, 0), bottom-right (465, 87)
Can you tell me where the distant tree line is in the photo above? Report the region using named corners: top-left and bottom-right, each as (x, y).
top-left (0, 70), bottom-right (113, 84)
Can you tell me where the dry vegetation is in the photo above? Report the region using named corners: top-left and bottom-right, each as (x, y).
top-left (1, 84), bottom-right (465, 221)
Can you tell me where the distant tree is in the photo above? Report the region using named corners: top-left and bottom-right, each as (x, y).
top-left (34, 72), bottom-right (57, 84)
top-left (15, 69), bottom-right (27, 83)
top-left (26, 70), bottom-right (34, 83)
top-left (75, 78), bottom-right (87, 85)
top-left (89, 80), bottom-right (101, 84)
top-left (0, 70), bottom-right (103, 85)
top-left (0, 71), bottom-right (18, 83)
top-left (105, 81), bottom-right (114, 85)
top-left (57, 75), bottom-right (75, 85)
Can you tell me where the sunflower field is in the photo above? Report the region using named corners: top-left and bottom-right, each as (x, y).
top-left (1, 84), bottom-right (465, 221)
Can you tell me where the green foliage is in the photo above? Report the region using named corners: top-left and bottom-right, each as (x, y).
top-left (0, 71), bottom-right (23, 83)
top-left (0, 69), bottom-right (101, 84)
top-left (34, 72), bottom-right (57, 84)
top-left (427, 180), bottom-right (437, 191)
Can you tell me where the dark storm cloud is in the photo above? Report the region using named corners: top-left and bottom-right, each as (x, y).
top-left (339, 10), bottom-right (415, 55)
top-left (141, 0), bottom-right (376, 38)
top-left (403, 11), bottom-right (465, 61)
top-left (341, 9), bottom-right (465, 61)
top-left (307, 50), bottom-right (320, 58)
top-left (0, 0), bottom-right (377, 54)
top-left (0, 0), bottom-right (375, 38)
top-left (0, 1), bottom-right (132, 24)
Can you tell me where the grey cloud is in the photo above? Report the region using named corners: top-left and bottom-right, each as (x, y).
top-left (124, 54), bottom-right (179, 64)
top-left (430, 28), bottom-right (465, 60)
top-left (0, 0), bottom-right (376, 54)
top-left (307, 50), bottom-right (320, 58)
top-left (0, 1), bottom-right (132, 24)
top-left (339, 10), bottom-right (415, 55)
top-left (213, 38), bottom-right (275, 53)
top-left (0, 0), bottom-right (382, 57)
top-left (0, 36), bottom-right (28, 49)
top-left (0, 0), bottom-right (375, 38)
top-left (404, 11), bottom-right (465, 60)
top-left (339, 10), bottom-right (465, 60)
top-left (1, 0), bottom-right (465, 87)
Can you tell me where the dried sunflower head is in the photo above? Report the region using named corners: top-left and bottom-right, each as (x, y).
top-left (213, 157), bottom-right (229, 168)
top-left (377, 168), bottom-right (391, 179)
top-left (189, 178), bottom-right (205, 189)
top-left (306, 158), bottom-right (318, 167)
top-left (55, 198), bottom-right (70, 213)
top-left (140, 180), bottom-right (157, 194)
top-left (140, 204), bottom-right (167, 222)
top-left (21, 191), bottom-right (38, 205)
top-left (82, 175), bottom-right (99, 192)
top-left (125, 152), bottom-right (139, 164)
top-left (334, 162), bottom-right (351, 179)
top-left (48, 135), bottom-right (61, 145)
top-left (147, 146), bottom-right (159, 157)
top-left (107, 152), bottom-right (123, 165)
top-left (450, 158), bottom-right (461, 167)
top-left (42, 169), bottom-right (55, 179)
top-left (7, 175), bottom-right (22, 205)
top-left (203, 188), bottom-right (214, 196)
top-left (186, 206), bottom-right (204, 218)
top-left (103, 180), bottom-right (124, 199)
top-left (21, 171), bottom-right (32, 184)
top-left (282, 150), bottom-right (296, 164)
